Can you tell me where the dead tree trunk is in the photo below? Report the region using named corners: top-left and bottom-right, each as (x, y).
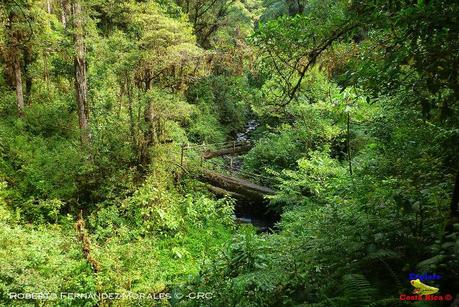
top-left (75, 211), bottom-right (100, 273)
top-left (71, 0), bottom-right (90, 146)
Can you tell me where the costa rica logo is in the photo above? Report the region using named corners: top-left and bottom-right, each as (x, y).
top-left (410, 279), bottom-right (439, 295)
top-left (399, 272), bottom-right (453, 301)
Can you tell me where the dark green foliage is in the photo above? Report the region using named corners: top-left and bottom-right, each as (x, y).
top-left (186, 75), bottom-right (254, 142)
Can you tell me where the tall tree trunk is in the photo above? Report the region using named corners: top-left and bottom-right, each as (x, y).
top-left (13, 54), bottom-right (24, 116)
top-left (47, 0), bottom-right (52, 14)
top-left (61, 0), bottom-right (70, 28)
top-left (71, 0), bottom-right (90, 146)
top-left (7, 11), bottom-right (25, 116)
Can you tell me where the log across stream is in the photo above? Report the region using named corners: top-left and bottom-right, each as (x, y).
top-left (201, 173), bottom-right (280, 232)
top-left (204, 120), bottom-right (280, 232)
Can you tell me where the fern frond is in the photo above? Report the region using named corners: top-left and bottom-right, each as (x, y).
top-left (362, 249), bottom-right (403, 289)
top-left (341, 274), bottom-right (377, 305)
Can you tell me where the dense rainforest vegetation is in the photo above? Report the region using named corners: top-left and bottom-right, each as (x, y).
top-left (1, 0), bottom-right (458, 306)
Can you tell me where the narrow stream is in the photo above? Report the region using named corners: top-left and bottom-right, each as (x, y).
top-left (228, 120), bottom-right (279, 233)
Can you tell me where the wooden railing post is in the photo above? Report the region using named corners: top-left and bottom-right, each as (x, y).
top-left (201, 142), bottom-right (204, 167)
top-left (180, 143), bottom-right (185, 167)
top-left (230, 141), bottom-right (236, 174)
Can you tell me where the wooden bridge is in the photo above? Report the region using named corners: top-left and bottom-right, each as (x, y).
top-left (180, 141), bottom-right (275, 200)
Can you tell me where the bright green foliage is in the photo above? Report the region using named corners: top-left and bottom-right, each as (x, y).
top-left (88, 184), bottom-right (235, 301)
top-left (0, 219), bottom-right (97, 306)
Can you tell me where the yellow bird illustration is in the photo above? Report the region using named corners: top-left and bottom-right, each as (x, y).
top-left (410, 279), bottom-right (439, 295)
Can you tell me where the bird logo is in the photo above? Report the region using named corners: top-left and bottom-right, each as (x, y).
top-left (410, 279), bottom-right (439, 295)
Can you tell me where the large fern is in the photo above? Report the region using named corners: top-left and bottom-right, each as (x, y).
top-left (341, 274), bottom-right (378, 305)
top-left (361, 249), bottom-right (403, 290)
top-left (311, 274), bottom-right (406, 307)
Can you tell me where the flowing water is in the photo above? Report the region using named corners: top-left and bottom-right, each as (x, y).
top-left (228, 120), bottom-right (279, 233)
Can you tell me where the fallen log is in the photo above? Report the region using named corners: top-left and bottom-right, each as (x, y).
top-left (203, 143), bottom-right (252, 159)
top-left (199, 170), bottom-right (275, 200)
top-left (206, 184), bottom-right (246, 199)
